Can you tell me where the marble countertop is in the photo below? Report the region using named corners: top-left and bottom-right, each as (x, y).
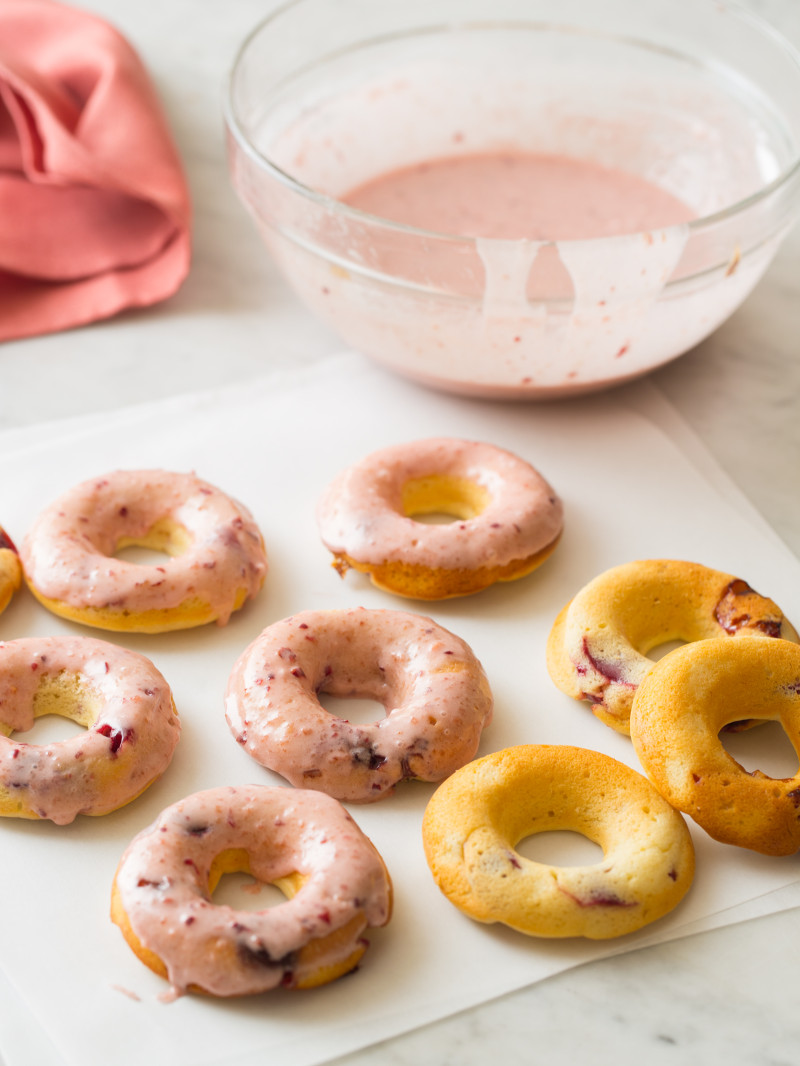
top-left (2, 1), bottom-right (800, 1062)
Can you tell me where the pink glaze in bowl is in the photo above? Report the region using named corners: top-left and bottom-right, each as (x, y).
top-left (225, 0), bottom-right (800, 399)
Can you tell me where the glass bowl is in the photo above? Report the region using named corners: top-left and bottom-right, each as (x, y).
top-left (225, 0), bottom-right (800, 399)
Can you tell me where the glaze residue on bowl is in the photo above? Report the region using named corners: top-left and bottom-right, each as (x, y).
top-left (226, 0), bottom-right (800, 397)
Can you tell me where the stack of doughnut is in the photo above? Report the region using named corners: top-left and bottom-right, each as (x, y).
top-left (421, 557), bottom-right (799, 946)
top-left (546, 559), bottom-right (798, 734)
top-left (546, 559), bottom-right (800, 856)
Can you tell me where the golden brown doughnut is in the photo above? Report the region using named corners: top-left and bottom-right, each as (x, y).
top-left (546, 559), bottom-right (797, 734)
top-left (0, 526), bottom-right (22, 615)
top-left (422, 745), bottom-right (695, 939)
top-left (630, 637), bottom-right (800, 855)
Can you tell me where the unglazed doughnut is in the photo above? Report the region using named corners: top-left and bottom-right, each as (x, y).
top-left (0, 526), bottom-right (22, 615)
top-left (0, 636), bottom-right (179, 824)
top-left (546, 559), bottom-right (797, 734)
top-left (316, 438), bottom-right (563, 599)
top-left (21, 470), bottom-right (267, 633)
top-left (422, 745), bottom-right (694, 939)
top-left (630, 637), bottom-right (800, 856)
top-left (111, 785), bottom-right (393, 995)
top-left (225, 607), bottom-right (493, 802)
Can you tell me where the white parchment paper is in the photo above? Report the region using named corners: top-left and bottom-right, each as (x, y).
top-left (0, 354), bottom-right (798, 1066)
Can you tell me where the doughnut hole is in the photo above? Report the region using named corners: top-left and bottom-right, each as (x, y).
top-left (207, 850), bottom-right (367, 991)
top-left (0, 673), bottom-right (102, 740)
top-left (3, 675), bottom-right (99, 745)
top-left (34, 673), bottom-right (102, 724)
top-left (317, 693), bottom-right (387, 726)
top-left (114, 516), bottom-right (193, 561)
top-left (718, 719), bottom-right (800, 778)
top-left (645, 639), bottom-right (686, 662)
top-left (515, 829), bottom-right (604, 867)
top-left (6, 715), bottom-right (86, 744)
top-left (401, 475), bottom-right (490, 522)
top-left (208, 847), bottom-right (301, 906)
top-left (211, 871), bottom-right (288, 910)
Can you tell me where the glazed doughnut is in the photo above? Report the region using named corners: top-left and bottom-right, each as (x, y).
top-left (422, 745), bottom-right (694, 939)
top-left (316, 437), bottom-right (563, 599)
top-left (225, 607), bottom-right (493, 802)
top-left (111, 785), bottom-right (393, 995)
top-left (21, 470), bottom-right (267, 633)
top-left (630, 637), bottom-right (800, 856)
top-left (0, 526), bottom-right (22, 615)
top-left (0, 636), bottom-right (179, 824)
top-left (546, 559), bottom-right (797, 734)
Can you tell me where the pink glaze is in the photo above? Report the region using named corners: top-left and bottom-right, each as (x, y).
top-left (316, 438), bottom-right (563, 572)
top-left (344, 151), bottom-right (695, 240)
top-left (113, 785), bottom-right (392, 996)
top-left (21, 470), bottom-right (267, 626)
top-left (0, 636), bottom-right (179, 824)
top-left (225, 608), bottom-right (493, 802)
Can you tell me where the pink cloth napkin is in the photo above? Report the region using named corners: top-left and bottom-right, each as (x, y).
top-left (0, 0), bottom-right (191, 342)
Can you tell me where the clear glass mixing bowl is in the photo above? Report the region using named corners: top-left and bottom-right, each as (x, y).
top-left (225, 0), bottom-right (800, 398)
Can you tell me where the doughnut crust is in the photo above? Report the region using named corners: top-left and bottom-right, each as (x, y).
top-left (0, 636), bottom-right (180, 824)
top-left (546, 560), bottom-right (797, 734)
top-left (422, 745), bottom-right (694, 939)
top-left (111, 785), bottom-right (393, 995)
top-left (21, 470), bottom-right (267, 633)
top-left (317, 438), bottom-right (563, 599)
top-left (225, 607), bottom-right (493, 802)
top-left (630, 637), bottom-right (800, 856)
top-left (0, 527), bottom-right (22, 615)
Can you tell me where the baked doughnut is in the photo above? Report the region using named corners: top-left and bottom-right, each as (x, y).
top-left (225, 607), bottom-right (493, 802)
top-left (111, 785), bottom-right (393, 995)
top-left (0, 636), bottom-right (180, 824)
top-left (422, 745), bottom-right (694, 939)
top-left (546, 559), bottom-right (797, 734)
top-left (0, 526), bottom-right (22, 615)
top-left (21, 470), bottom-right (267, 633)
top-left (630, 637), bottom-right (800, 856)
top-left (316, 438), bottom-right (563, 599)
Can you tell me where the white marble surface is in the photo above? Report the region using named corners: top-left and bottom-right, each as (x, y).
top-left (2, 0), bottom-right (800, 1062)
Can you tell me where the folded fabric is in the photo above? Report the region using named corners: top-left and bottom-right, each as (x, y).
top-left (0, 0), bottom-right (191, 342)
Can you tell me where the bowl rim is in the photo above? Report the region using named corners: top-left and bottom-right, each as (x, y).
top-left (223, 0), bottom-right (800, 247)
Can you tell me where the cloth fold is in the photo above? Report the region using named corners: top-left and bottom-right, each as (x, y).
top-left (0, 0), bottom-right (191, 341)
